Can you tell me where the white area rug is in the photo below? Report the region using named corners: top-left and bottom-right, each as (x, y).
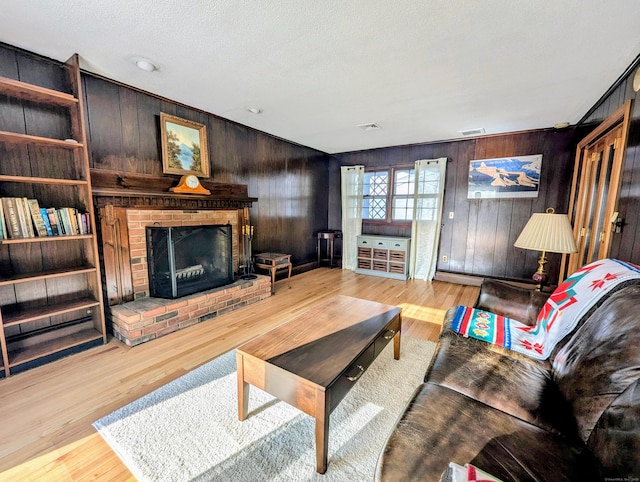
top-left (94, 336), bottom-right (436, 481)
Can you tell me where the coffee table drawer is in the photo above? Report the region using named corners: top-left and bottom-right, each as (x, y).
top-left (329, 343), bottom-right (375, 412)
top-left (375, 318), bottom-right (400, 356)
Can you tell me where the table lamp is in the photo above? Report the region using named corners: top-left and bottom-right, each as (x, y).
top-left (513, 207), bottom-right (577, 290)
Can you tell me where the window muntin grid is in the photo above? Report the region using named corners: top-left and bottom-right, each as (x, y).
top-left (363, 170), bottom-right (388, 220)
top-left (362, 167), bottom-right (416, 223)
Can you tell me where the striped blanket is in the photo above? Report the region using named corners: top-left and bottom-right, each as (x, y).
top-left (451, 259), bottom-right (640, 360)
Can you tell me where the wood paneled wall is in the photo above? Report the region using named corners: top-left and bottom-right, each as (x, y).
top-left (578, 58), bottom-right (640, 266)
top-left (82, 75), bottom-right (330, 268)
top-left (330, 129), bottom-right (576, 283)
top-left (0, 43), bottom-right (330, 268)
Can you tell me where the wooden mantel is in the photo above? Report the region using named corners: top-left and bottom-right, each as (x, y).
top-left (91, 169), bottom-right (257, 209)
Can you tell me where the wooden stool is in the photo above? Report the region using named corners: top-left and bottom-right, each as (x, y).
top-left (254, 253), bottom-right (292, 294)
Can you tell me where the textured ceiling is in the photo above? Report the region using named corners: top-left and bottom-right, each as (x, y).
top-left (1, 1), bottom-right (639, 154)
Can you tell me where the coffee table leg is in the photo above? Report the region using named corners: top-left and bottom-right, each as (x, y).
top-left (315, 390), bottom-right (329, 473)
top-left (393, 314), bottom-right (402, 360)
top-left (237, 352), bottom-right (249, 421)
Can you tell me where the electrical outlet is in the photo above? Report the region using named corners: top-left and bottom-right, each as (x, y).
top-left (448, 212), bottom-right (454, 219)
top-left (442, 255), bottom-right (448, 263)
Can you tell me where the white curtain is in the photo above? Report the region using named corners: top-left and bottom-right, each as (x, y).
top-left (341, 165), bottom-right (364, 270)
top-left (409, 158), bottom-right (447, 281)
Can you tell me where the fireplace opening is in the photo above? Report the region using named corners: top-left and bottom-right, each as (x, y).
top-left (146, 224), bottom-right (234, 299)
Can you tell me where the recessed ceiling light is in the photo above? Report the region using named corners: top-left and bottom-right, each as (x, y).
top-left (134, 58), bottom-right (158, 72)
top-left (247, 107), bottom-right (263, 114)
top-left (357, 122), bottom-right (381, 131)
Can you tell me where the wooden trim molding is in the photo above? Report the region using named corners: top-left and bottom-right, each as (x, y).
top-left (91, 169), bottom-right (257, 210)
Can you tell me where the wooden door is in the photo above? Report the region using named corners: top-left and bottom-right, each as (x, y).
top-left (565, 101), bottom-right (632, 276)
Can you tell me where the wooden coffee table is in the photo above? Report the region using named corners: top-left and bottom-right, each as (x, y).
top-left (236, 295), bottom-right (401, 473)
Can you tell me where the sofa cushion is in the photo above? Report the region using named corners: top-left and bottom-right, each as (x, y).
top-left (552, 284), bottom-right (640, 442)
top-left (375, 382), bottom-right (598, 482)
top-left (474, 279), bottom-right (550, 326)
top-left (587, 379), bottom-right (640, 479)
top-left (425, 332), bottom-right (577, 436)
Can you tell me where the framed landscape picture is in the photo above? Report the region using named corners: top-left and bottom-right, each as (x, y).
top-left (467, 154), bottom-right (542, 199)
top-left (160, 113), bottom-right (210, 178)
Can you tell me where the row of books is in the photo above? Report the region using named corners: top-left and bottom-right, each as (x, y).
top-left (0, 197), bottom-right (91, 240)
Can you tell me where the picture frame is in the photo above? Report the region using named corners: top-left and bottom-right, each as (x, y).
top-left (160, 112), bottom-right (210, 178)
top-left (467, 154), bottom-right (542, 199)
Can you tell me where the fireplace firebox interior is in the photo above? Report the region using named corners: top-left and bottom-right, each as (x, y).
top-left (146, 224), bottom-right (234, 299)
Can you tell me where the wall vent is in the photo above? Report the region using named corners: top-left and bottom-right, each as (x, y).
top-left (357, 122), bottom-right (381, 131)
top-left (458, 128), bottom-right (486, 136)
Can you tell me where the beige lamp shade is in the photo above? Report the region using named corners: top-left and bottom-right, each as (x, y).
top-left (514, 208), bottom-right (577, 254)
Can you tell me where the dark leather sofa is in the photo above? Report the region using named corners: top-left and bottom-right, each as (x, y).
top-left (376, 277), bottom-right (640, 481)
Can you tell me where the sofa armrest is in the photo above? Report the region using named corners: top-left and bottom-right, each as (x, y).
top-left (474, 279), bottom-right (550, 326)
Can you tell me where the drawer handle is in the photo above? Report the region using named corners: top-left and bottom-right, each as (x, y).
top-left (378, 242), bottom-right (384, 245)
top-left (346, 364), bottom-right (365, 382)
top-left (362, 241), bottom-right (368, 244)
top-left (383, 329), bottom-right (396, 340)
top-left (394, 244), bottom-right (400, 247)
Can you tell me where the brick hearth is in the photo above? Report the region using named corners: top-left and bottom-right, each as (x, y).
top-left (110, 275), bottom-right (271, 346)
top-left (104, 207), bottom-right (271, 346)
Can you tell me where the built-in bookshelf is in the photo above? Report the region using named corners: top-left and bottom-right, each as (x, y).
top-left (0, 54), bottom-right (106, 377)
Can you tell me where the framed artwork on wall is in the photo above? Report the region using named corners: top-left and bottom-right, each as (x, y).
top-left (467, 154), bottom-right (542, 199)
top-left (160, 112), bottom-right (210, 178)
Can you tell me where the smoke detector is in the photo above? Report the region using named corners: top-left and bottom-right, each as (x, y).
top-left (357, 122), bottom-right (382, 131)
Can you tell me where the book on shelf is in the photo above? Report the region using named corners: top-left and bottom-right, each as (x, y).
top-left (39, 207), bottom-right (53, 236)
top-left (14, 197), bottom-right (31, 238)
top-left (76, 211), bottom-right (89, 235)
top-left (45, 207), bottom-right (60, 236)
top-left (22, 198), bottom-right (35, 238)
top-left (56, 208), bottom-right (70, 235)
top-left (0, 198), bottom-right (89, 238)
top-left (0, 201), bottom-right (5, 240)
top-left (81, 212), bottom-right (90, 234)
top-left (27, 199), bottom-right (49, 237)
top-left (67, 207), bottom-right (79, 235)
top-left (2, 198), bottom-right (24, 239)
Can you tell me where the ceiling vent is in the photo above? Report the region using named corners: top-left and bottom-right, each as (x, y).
top-left (357, 122), bottom-right (381, 131)
top-left (458, 128), bottom-right (486, 136)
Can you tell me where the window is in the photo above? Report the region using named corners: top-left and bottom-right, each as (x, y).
top-left (363, 166), bottom-right (415, 224)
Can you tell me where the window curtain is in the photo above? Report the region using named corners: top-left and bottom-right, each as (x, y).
top-left (409, 158), bottom-right (447, 281)
top-left (341, 165), bottom-right (364, 270)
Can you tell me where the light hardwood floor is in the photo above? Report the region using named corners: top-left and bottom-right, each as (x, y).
top-left (0, 268), bottom-right (479, 481)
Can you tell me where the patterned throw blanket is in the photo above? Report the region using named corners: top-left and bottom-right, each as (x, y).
top-left (451, 259), bottom-right (640, 360)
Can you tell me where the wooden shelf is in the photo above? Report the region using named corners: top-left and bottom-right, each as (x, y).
top-left (0, 54), bottom-right (106, 378)
top-left (0, 234), bottom-right (93, 245)
top-left (0, 131), bottom-right (83, 149)
top-left (0, 175), bottom-right (87, 185)
top-left (8, 327), bottom-right (102, 367)
top-left (2, 298), bottom-right (100, 327)
top-left (0, 76), bottom-right (78, 107)
top-left (0, 266), bottom-right (97, 286)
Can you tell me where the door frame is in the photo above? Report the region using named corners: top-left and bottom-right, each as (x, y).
top-left (563, 100), bottom-right (632, 278)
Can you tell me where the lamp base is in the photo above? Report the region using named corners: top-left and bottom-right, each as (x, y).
top-left (532, 251), bottom-right (548, 291)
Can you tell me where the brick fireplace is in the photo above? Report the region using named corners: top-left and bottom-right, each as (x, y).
top-left (92, 172), bottom-right (269, 347)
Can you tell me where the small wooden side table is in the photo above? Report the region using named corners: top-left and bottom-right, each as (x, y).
top-left (316, 230), bottom-right (342, 268)
top-left (254, 252), bottom-right (292, 295)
